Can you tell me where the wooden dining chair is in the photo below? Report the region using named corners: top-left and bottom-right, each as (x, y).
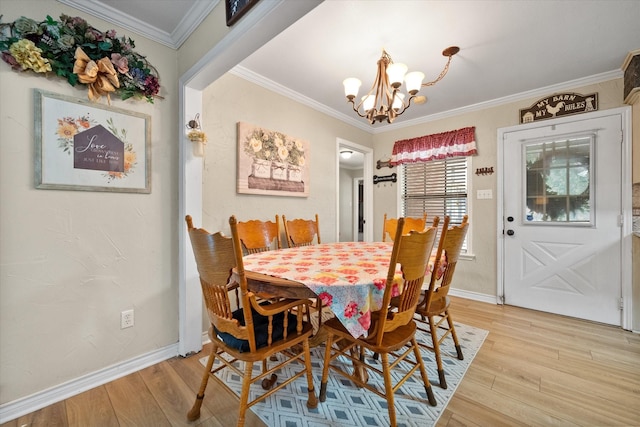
top-left (282, 214), bottom-right (320, 247)
top-left (235, 216), bottom-right (282, 254)
top-left (415, 215), bottom-right (469, 389)
top-left (382, 212), bottom-right (427, 242)
top-left (319, 217), bottom-right (439, 427)
top-left (185, 215), bottom-right (317, 427)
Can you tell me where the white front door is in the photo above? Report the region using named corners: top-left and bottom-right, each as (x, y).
top-left (500, 110), bottom-right (626, 326)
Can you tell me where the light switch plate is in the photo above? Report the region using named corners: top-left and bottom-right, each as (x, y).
top-left (477, 189), bottom-right (493, 199)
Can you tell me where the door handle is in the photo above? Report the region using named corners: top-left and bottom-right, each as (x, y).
top-left (506, 229), bottom-right (515, 236)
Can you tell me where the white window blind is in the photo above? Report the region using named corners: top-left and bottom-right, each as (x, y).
top-left (401, 157), bottom-right (468, 250)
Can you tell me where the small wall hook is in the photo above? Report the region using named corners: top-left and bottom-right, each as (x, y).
top-left (187, 113), bottom-right (201, 130)
top-left (475, 166), bottom-right (494, 176)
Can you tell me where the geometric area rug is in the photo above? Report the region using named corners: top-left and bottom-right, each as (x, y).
top-left (200, 322), bottom-right (488, 427)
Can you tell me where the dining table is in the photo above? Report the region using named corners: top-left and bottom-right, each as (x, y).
top-left (235, 241), bottom-right (434, 339)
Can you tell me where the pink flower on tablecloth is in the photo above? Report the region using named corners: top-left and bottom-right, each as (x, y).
top-left (436, 252), bottom-right (448, 280)
top-left (373, 278), bottom-right (385, 290)
top-left (365, 268), bottom-right (378, 274)
top-left (358, 311), bottom-right (371, 330)
top-left (391, 282), bottom-right (400, 297)
top-left (340, 268), bottom-right (358, 275)
top-left (270, 267), bottom-right (289, 273)
top-left (296, 267), bottom-right (309, 273)
top-left (315, 276), bottom-right (338, 285)
top-left (318, 291), bottom-right (333, 307)
top-left (344, 301), bottom-right (359, 318)
top-left (296, 261), bottom-right (313, 266)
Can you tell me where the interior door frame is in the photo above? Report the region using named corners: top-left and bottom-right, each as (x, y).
top-left (496, 106), bottom-right (633, 330)
top-left (336, 138), bottom-right (373, 242)
top-left (352, 177), bottom-right (364, 241)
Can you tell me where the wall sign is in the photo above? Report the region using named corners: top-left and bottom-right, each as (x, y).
top-left (73, 124), bottom-right (124, 172)
top-left (519, 92), bottom-right (598, 123)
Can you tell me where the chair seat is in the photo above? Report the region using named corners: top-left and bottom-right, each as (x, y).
top-left (417, 296), bottom-right (450, 317)
top-left (214, 301), bottom-right (303, 352)
top-left (323, 316), bottom-right (418, 354)
top-left (210, 322), bottom-right (313, 362)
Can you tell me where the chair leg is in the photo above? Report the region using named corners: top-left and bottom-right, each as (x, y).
top-left (319, 333), bottom-right (335, 402)
top-left (302, 339), bottom-right (318, 409)
top-left (446, 310), bottom-right (464, 360)
top-left (260, 359), bottom-right (277, 390)
top-left (428, 315), bottom-right (447, 389)
top-left (380, 353), bottom-right (397, 427)
top-left (411, 338), bottom-right (437, 406)
top-left (187, 344), bottom-right (218, 421)
top-left (237, 361), bottom-right (254, 427)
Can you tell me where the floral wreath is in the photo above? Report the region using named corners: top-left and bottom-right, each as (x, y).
top-left (56, 115), bottom-right (137, 182)
top-left (0, 14), bottom-right (161, 104)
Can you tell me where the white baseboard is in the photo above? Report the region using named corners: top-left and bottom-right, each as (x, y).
top-left (0, 292), bottom-right (494, 424)
top-left (0, 343), bottom-right (179, 424)
top-left (449, 288), bottom-right (498, 305)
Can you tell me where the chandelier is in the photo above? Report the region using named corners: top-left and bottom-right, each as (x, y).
top-left (343, 46), bottom-right (459, 124)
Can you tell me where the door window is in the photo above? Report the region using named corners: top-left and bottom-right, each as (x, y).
top-left (523, 136), bottom-right (593, 225)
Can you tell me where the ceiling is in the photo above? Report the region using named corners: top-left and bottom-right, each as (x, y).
top-left (59, 0), bottom-right (639, 143)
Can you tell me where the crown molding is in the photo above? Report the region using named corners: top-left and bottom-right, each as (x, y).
top-left (230, 65), bottom-right (375, 133)
top-left (56, 0), bottom-right (217, 49)
top-left (380, 69), bottom-right (624, 133)
top-left (232, 65), bottom-right (622, 135)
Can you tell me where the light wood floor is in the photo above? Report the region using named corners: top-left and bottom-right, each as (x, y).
top-left (3, 297), bottom-right (639, 426)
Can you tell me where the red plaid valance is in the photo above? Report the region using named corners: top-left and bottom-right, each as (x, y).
top-left (390, 126), bottom-right (477, 165)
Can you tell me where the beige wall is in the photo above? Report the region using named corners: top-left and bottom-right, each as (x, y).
top-left (177, 1), bottom-right (230, 78)
top-left (200, 73), bottom-right (372, 241)
top-left (0, 0), bottom-right (179, 403)
top-left (371, 78), bottom-right (626, 299)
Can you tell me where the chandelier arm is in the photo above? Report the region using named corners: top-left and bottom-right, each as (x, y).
top-left (348, 99), bottom-right (369, 119)
top-left (392, 93), bottom-right (417, 117)
top-left (421, 55), bottom-right (454, 87)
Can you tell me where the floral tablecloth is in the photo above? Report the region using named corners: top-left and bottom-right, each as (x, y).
top-left (242, 241), bottom-right (406, 338)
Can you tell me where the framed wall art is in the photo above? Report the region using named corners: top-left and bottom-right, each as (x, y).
top-left (225, 0), bottom-right (260, 26)
top-left (34, 89), bottom-right (151, 193)
top-left (237, 122), bottom-right (309, 197)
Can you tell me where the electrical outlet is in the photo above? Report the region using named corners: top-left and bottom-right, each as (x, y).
top-left (121, 309), bottom-right (134, 329)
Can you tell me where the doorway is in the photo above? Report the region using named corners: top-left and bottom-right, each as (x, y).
top-left (337, 139), bottom-right (373, 242)
top-left (497, 107), bottom-right (632, 328)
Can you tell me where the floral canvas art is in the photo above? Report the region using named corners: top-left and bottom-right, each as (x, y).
top-left (237, 122), bottom-right (309, 197)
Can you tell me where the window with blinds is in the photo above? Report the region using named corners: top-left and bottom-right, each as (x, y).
top-left (401, 157), bottom-right (469, 250)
